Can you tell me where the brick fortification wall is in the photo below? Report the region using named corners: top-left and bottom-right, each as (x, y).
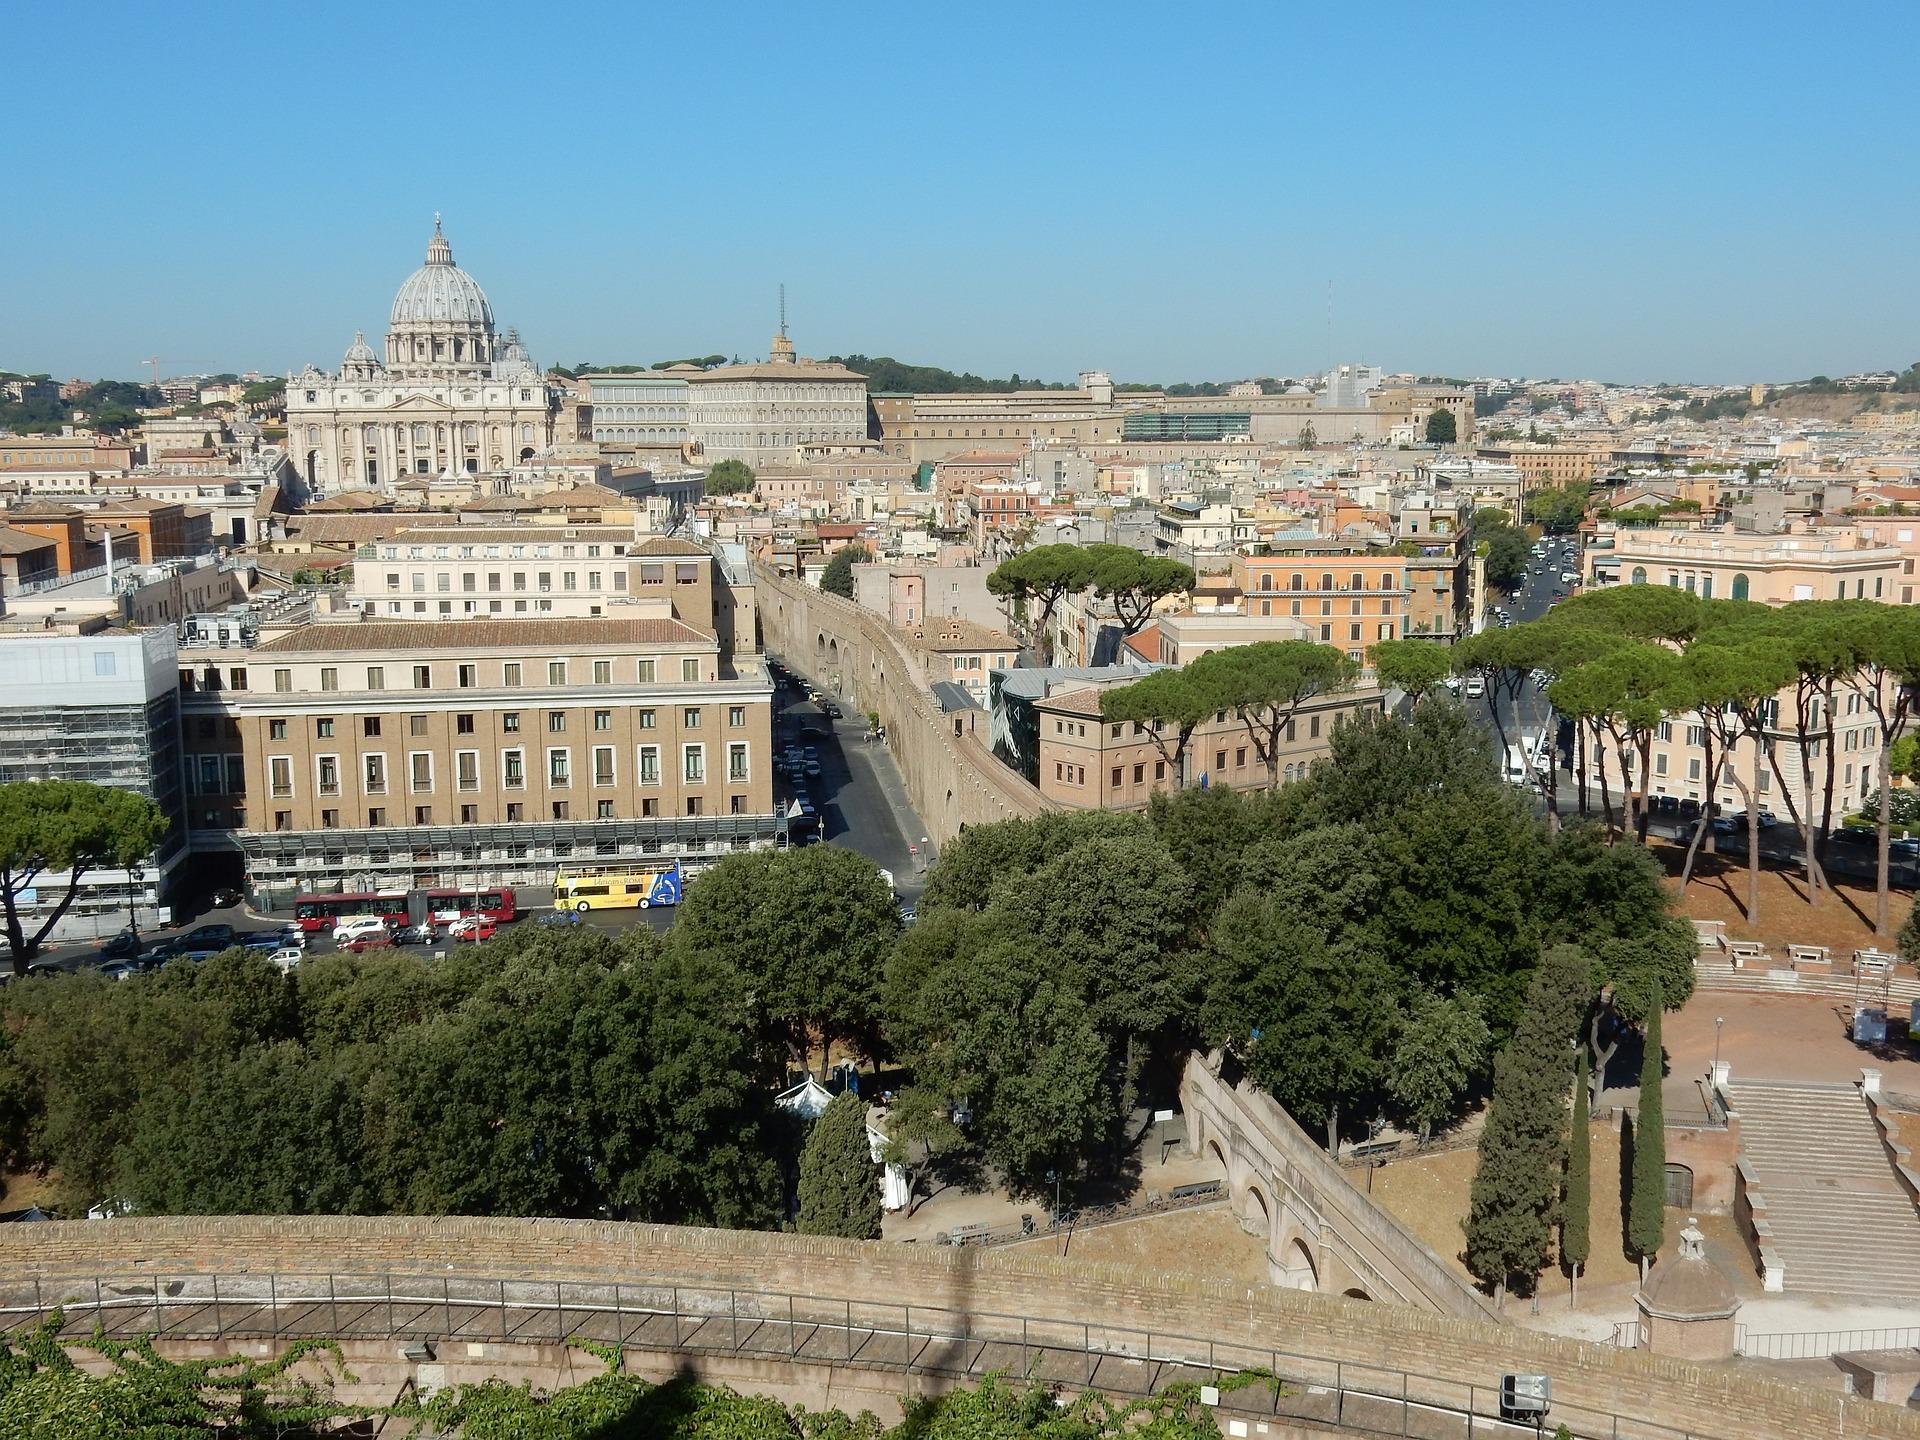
top-left (753, 563), bottom-right (1051, 844)
top-left (1, 1215), bottom-right (1909, 1440)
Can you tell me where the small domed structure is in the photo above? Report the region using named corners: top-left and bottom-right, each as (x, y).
top-left (1634, 1218), bottom-right (1740, 1360)
top-left (341, 330), bottom-right (383, 380)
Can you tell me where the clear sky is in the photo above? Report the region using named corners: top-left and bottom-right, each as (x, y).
top-left (8, 1), bottom-right (1917, 386)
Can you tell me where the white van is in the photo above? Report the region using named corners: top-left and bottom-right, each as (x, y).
top-left (1464, 677), bottom-right (1486, 698)
top-left (331, 915), bottom-right (389, 945)
top-left (1560, 571), bottom-right (1579, 584)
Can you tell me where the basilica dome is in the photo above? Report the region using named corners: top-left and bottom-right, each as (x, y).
top-left (390, 217), bottom-right (494, 328)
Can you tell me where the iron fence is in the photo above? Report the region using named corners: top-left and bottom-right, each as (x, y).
top-left (1737, 1324), bottom-right (1920, 1361)
top-left (0, 1270), bottom-right (1743, 1440)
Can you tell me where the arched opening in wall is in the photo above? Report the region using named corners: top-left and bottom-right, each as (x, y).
top-left (1283, 1237), bottom-right (1318, 1291)
top-left (305, 449), bottom-right (319, 487)
top-left (1238, 1183), bottom-right (1271, 1239)
top-left (1206, 1139), bottom-right (1229, 1178)
top-left (1341, 1287), bottom-right (1372, 1302)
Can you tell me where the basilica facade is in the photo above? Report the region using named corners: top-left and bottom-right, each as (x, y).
top-left (285, 218), bottom-right (557, 495)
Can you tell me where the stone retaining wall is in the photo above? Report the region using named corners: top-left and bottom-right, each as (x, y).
top-left (2, 1215), bottom-right (1912, 1440)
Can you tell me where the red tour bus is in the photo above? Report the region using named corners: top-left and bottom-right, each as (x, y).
top-left (290, 890), bottom-right (409, 933)
top-left (290, 886), bottom-right (516, 933)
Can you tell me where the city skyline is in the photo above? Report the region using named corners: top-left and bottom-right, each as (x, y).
top-left (8, 1), bottom-right (1919, 383)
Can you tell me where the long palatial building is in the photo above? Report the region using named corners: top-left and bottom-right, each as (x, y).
top-left (284, 217), bottom-right (557, 495)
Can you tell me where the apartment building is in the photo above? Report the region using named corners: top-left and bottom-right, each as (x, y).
top-left (1233, 549), bottom-right (1410, 662)
top-left (1474, 442), bottom-right (1613, 488)
top-left (901, 618), bottom-right (1021, 706)
top-left (1035, 680), bottom-right (1377, 810)
top-left (180, 614), bottom-right (778, 906)
top-left (349, 525), bottom-right (644, 618)
top-left (1579, 526), bottom-right (1905, 818)
top-left (1389, 490), bottom-right (1477, 641)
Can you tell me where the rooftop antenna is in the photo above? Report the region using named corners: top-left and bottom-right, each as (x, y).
top-left (778, 283), bottom-right (788, 341)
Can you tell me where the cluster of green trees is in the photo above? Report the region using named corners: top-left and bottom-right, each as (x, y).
top-left (1524, 482), bottom-right (1591, 534)
top-left (820, 544), bottom-right (870, 599)
top-left (887, 702), bottom-right (1690, 1192)
top-left (0, 781), bottom-right (167, 968)
top-left (827, 356), bottom-right (1075, 395)
top-left (0, 1324), bottom-right (1260, 1440)
top-left (0, 379), bottom-right (160, 436)
top-left (1379, 588), bottom-right (1920, 937)
top-left (1424, 408), bottom-right (1457, 444)
top-left (986, 544), bottom-right (1195, 663)
top-left (1474, 508), bottom-right (1532, 591)
top-left (705, 458), bottom-right (756, 495)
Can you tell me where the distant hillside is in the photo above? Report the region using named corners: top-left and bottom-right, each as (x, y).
top-left (829, 356), bottom-right (1074, 394)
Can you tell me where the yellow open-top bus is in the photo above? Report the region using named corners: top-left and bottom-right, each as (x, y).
top-left (552, 863), bottom-right (683, 912)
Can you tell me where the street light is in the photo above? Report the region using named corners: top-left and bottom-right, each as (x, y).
top-left (125, 866), bottom-right (144, 946)
top-left (1044, 1168), bottom-right (1061, 1231)
top-left (1714, 1015), bottom-right (1724, 1074)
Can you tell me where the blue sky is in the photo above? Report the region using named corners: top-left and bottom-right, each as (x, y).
top-left (7, 1), bottom-right (1917, 385)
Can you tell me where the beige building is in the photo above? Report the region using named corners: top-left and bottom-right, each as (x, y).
top-left (1035, 680), bottom-right (1377, 810)
top-left (900, 617), bottom-right (1020, 706)
top-left (349, 524), bottom-right (646, 618)
top-left (684, 328), bottom-right (868, 469)
top-left (181, 613), bottom-right (778, 905)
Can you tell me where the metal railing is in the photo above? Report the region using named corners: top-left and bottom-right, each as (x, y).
top-left (1737, 1324), bottom-right (1920, 1360)
top-left (0, 1271), bottom-right (1731, 1440)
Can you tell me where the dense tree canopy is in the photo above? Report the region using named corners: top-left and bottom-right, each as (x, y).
top-left (704, 458), bottom-right (755, 495)
top-left (1424, 408), bottom-right (1457, 443)
top-left (795, 1090), bottom-right (882, 1238)
top-left (819, 543), bottom-right (869, 599)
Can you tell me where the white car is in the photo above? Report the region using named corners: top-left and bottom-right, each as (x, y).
top-left (1465, 678), bottom-right (1486, 698)
top-left (269, 947), bottom-right (304, 974)
top-left (331, 915), bottom-right (389, 945)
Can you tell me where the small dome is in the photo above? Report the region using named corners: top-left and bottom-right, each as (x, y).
top-left (390, 216), bottom-right (494, 328)
top-left (1636, 1219), bottom-right (1739, 1319)
top-left (343, 330), bottom-right (379, 365)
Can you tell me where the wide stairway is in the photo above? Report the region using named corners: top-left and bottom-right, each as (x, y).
top-left (1731, 1080), bottom-right (1920, 1299)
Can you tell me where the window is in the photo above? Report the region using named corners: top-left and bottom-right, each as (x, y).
top-left (364, 754), bottom-right (386, 793)
top-left (685, 797), bottom-right (703, 816)
top-left (320, 667), bottom-right (338, 692)
top-left (409, 752), bottom-right (432, 791)
top-left (269, 756), bottom-right (292, 797)
top-left (410, 715), bottom-right (428, 737)
top-left (458, 664), bottom-right (476, 688)
top-left (506, 802), bottom-right (523, 822)
top-left (641, 798), bottom-right (658, 817)
top-left (269, 718), bottom-right (288, 741)
top-left (1111, 766), bottom-right (1123, 787)
top-left (414, 806), bottom-right (432, 825)
top-left (548, 748), bottom-right (571, 785)
top-left (1215, 750), bottom-right (1227, 770)
top-left (683, 744), bottom-right (705, 783)
top-left (413, 665), bottom-right (431, 689)
top-left (321, 809), bottom-right (339, 829)
top-left (456, 713), bottom-right (475, 735)
top-left (638, 708), bottom-right (656, 730)
top-left (593, 659), bottom-right (611, 684)
top-left (1133, 763), bottom-right (1144, 783)
top-left (1631, 566), bottom-right (1648, 585)
top-left (593, 746), bottom-right (615, 786)
top-left (729, 706), bottom-right (746, 727)
top-left (593, 709), bottom-right (611, 731)
top-left (682, 657), bottom-right (700, 681)
top-left (597, 800), bottom-right (615, 820)
top-left (682, 707), bottom-right (702, 729)
top-left (368, 807), bottom-right (386, 826)
top-left (638, 745), bottom-right (660, 784)
top-left (316, 755), bottom-right (340, 795)
top-left (456, 751), bottom-right (479, 791)
top-left (274, 668), bottom-right (292, 693)
top-left (363, 716), bottom-right (381, 738)
top-left (548, 661), bottom-right (566, 685)
top-left (274, 811), bottom-right (292, 832)
top-left (502, 712), bottom-right (520, 733)
top-left (503, 662), bottom-right (522, 687)
top-left (636, 658), bottom-right (656, 683)
top-left (728, 741), bottom-right (749, 782)
top-left (547, 711), bottom-right (566, 733)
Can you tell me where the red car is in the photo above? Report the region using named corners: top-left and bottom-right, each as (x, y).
top-left (446, 916), bottom-right (497, 942)
top-left (338, 931), bottom-right (394, 953)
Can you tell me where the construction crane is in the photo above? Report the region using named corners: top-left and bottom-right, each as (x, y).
top-left (144, 356), bottom-right (160, 389)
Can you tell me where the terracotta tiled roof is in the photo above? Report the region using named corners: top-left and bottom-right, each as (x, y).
top-left (253, 617), bottom-right (714, 654)
top-left (632, 536), bottom-right (710, 557)
top-left (1035, 686), bottom-right (1104, 716)
top-left (901, 617), bottom-right (1019, 652)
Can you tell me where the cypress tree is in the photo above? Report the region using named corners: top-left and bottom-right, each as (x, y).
top-left (796, 1091), bottom-right (882, 1239)
top-left (1564, 1049), bottom-right (1591, 1305)
top-left (1627, 983), bottom-right (1667, 1277)
top-left (1464, 949), bottom-right (1588, 1305)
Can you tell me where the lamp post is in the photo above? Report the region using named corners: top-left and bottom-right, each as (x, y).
top-left (125, 866), bottom-right (143, 947)
top-left (1714, 1015), bottom-right (1724, 1074)
top-left (1044, 1168), bottom-right (1061, 1236)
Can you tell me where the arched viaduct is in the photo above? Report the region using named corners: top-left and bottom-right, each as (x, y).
top-left (0, 1214), bottom-right (1909, 1440)
top-left (753, 563), bottom-right (1052, 845)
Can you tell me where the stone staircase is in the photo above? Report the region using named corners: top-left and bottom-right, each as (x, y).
top-left (1729, 1080), bottom-right (1920, 1300)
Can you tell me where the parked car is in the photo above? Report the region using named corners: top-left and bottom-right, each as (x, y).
top-left (391, 922), bottom-right (438, 946)
top-left (447, 916), bottom-right (497, 942)
top-left (1732, 810), bottom-right (1780, 829)
top-left (96, 930), bottom-right (142, 960)
top-left (98, 960), bottom-right (142, 982)
top-left (331, 915), bottom-right (390, 946)
top-left (824, 703), bottom-right (842, 719)
top-left (238, 931), bottom-right (286, 951)
top-left (537, 909), bottom-right (584, 928)
top-left (268, 947), bottom-right (304, 974)
top-left (338, 931), bottom-right (394, 954)
top-left (803, 761), bottom-right (822, 778)
top-left (277, 924), bottom-right (308, 950)
top-left (181, 923), bottom-right (236, 951)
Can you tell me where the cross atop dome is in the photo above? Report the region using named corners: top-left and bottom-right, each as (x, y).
top-left (426, 214), bottom-right (453, 267)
